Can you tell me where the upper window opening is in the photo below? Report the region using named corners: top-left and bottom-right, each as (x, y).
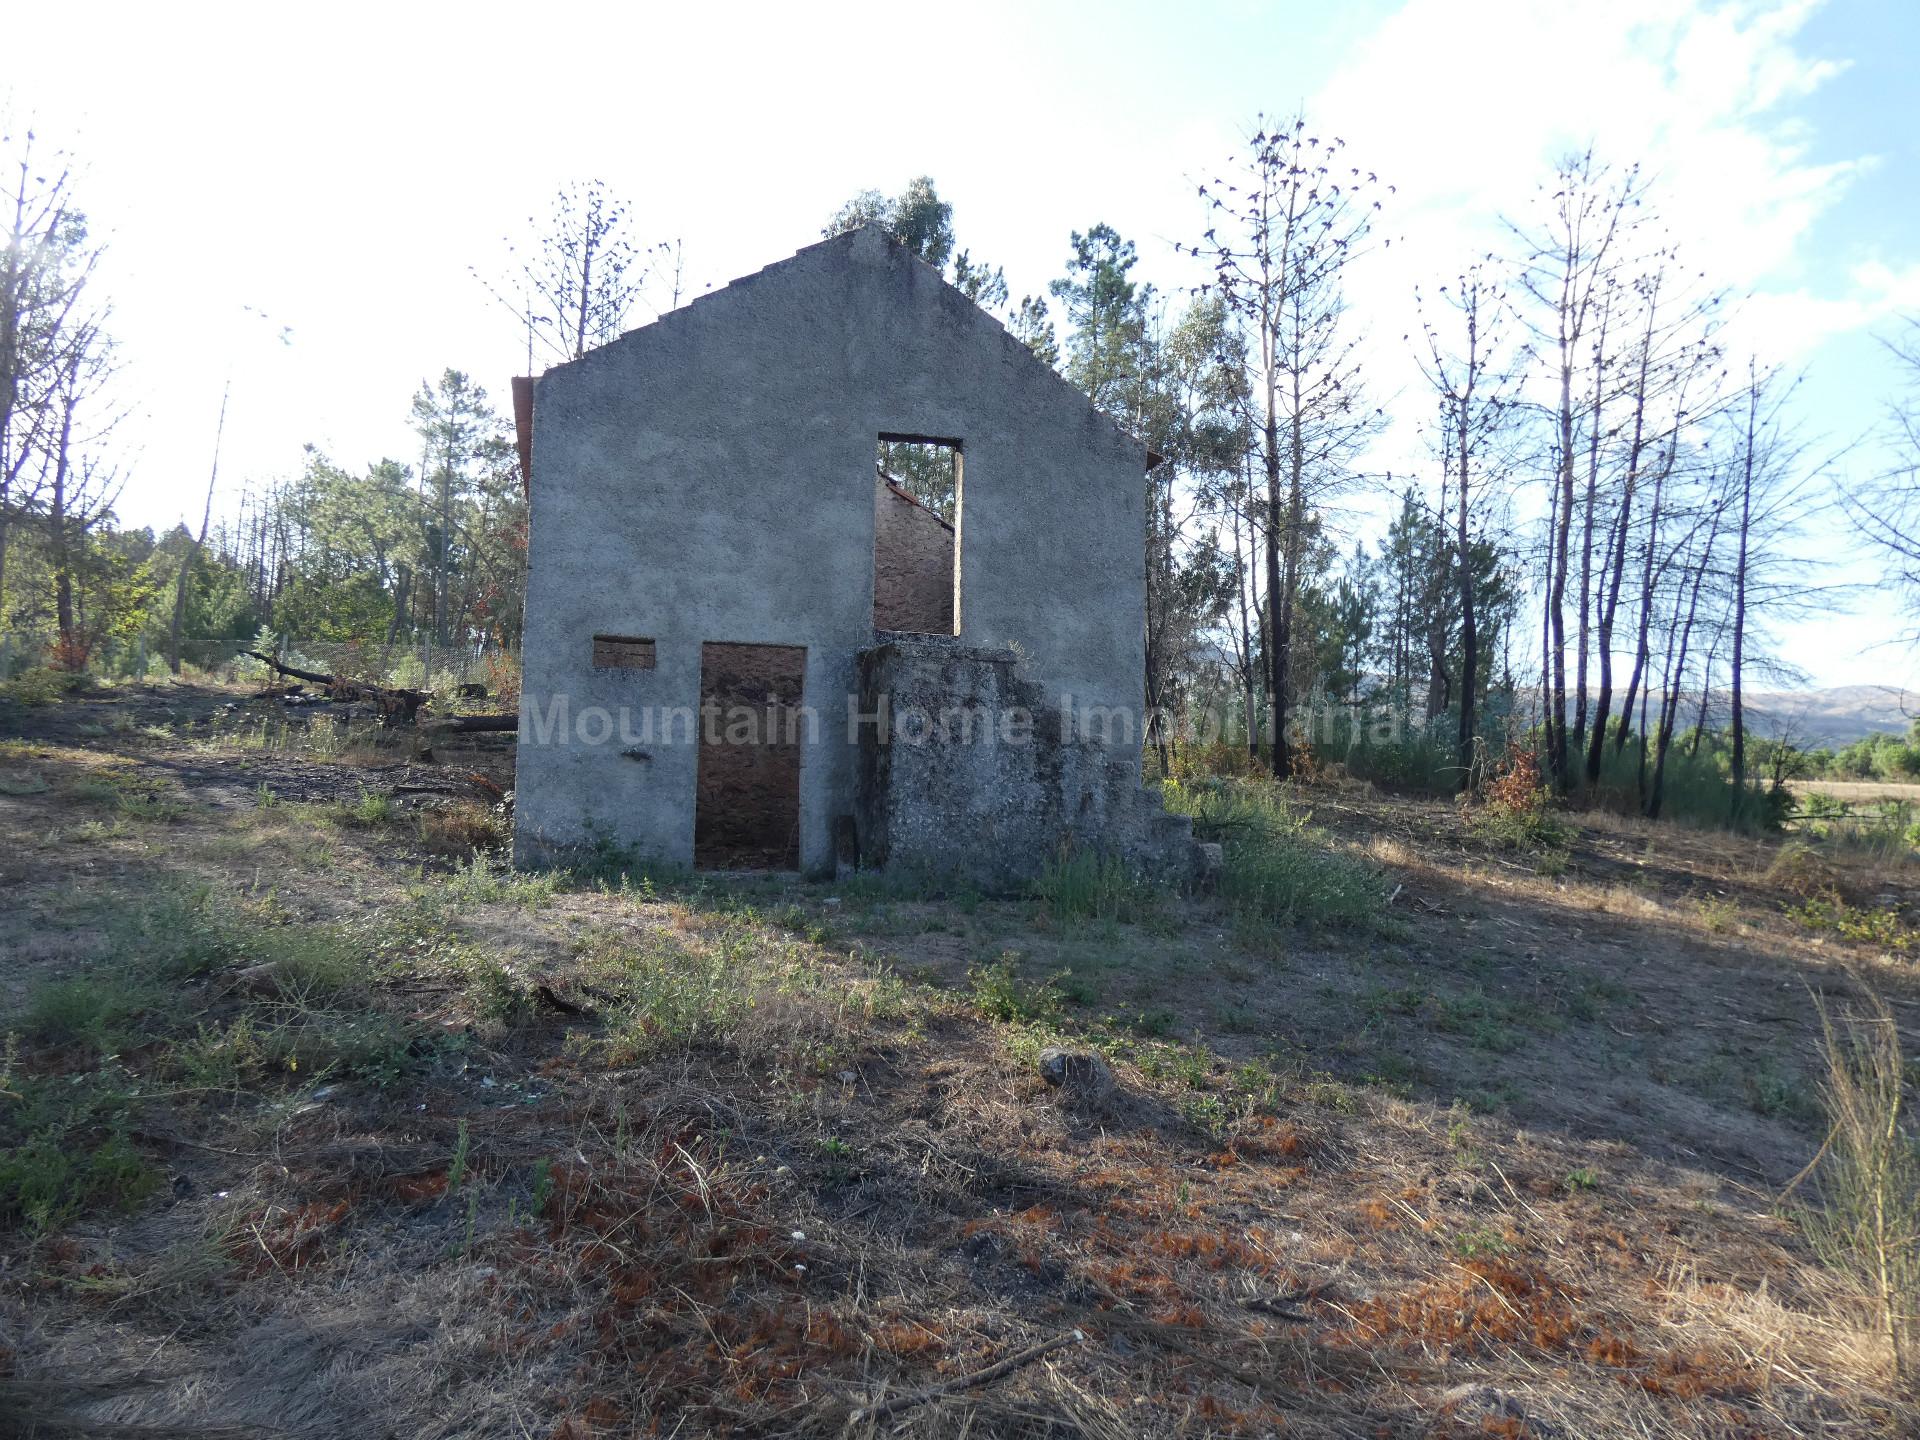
top-left (873, 435), bottom-right (961, 637)
top-left (878, 436), bottom-right (958, 525)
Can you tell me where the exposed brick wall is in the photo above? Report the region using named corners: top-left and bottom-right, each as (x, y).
top-left (694, 643), bottom-right (806, 870)
top-left (872, 472), bottom-right (955, 635)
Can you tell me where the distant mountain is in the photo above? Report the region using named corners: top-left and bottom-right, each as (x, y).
top-left (1338, 676), bottom-right (1914, 749)
top-left (1514, 683), bottom-right (1915, 748)
top-left (1739, 686), bottom-right (1915, 748)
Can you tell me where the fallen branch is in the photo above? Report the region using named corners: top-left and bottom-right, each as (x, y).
top-left (243, 650), bottom-right (431, 725)
top-left (535, 984), bottom-right (594, 1019)
top-left (242, 650), bottom-right (333, 688)
top-left (846, 1329), bottom-right (1083, 1427)
top-left (421, 713), bottom-right (518, 735)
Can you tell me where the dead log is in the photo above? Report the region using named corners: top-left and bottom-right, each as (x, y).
top-left (244, 651), bottom-right (333, 687)
top-left (421, 713), bottom-right (518, 735)
top-left (244, 651), bottom-right (431, 725)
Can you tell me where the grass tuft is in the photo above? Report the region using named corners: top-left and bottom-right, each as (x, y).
top-left (1167, 777), bottom-right (1385, 928)
top-left (416, 799), bottom-right (508, 856)
top-left (1802, 983), bottom-right (1920, 1386)
top-left (1030, 846), bottom-right (1160, 926)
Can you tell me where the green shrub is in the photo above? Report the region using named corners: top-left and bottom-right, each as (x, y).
top-left (1813, 800), bottom-right (1920, 862)
top-left (1467, 750), bottom-right (1573, 853)
top-left (0, 666), bottom-right (86, 706)
top-left (22, 975), bottom-right (170, 1056)
top-left (68, 769), bottom-right (188, 822)
top-left (1787, 894), bottom-right (1918, 954)
top-left (346, 788), bottom-right (395, 826)
top-left (1591, 740), bottom-right (1789, 833)
top-left (967, 955), bottom-right (1064, 1024)
top-left (1166, 778), bottom-right (1385, 928)
top-left (0, 1071), bottom-right (158, 1233)
top-left (421, 854), bottom-right (559, 910)
top-left (0, 1127), bottom-right (156, 1232)
top-left (592, 930), bottom-right (766, 1059)
top-left (1310, 710), bottom-right (1459, 793)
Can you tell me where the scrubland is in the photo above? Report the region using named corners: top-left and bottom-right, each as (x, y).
top-left (4, 679), bottom-right (1920, 1437)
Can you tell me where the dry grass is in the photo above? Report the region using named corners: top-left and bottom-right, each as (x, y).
top-left (415, 798), bottom-right (509, 855)
top-left (3, 688), bottom-right (1919, 1436)
top-left (1796, 780), bottom-right (1920, 805)
top-left (1802, 983), bottom-right (1920, 1385)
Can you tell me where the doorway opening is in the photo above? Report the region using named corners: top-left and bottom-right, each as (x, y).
top-left (694, 642), bottom-right (806, 870)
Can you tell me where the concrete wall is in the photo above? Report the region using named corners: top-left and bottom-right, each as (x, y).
top-left (872, 474), bottom-right (955, 635)
top-left (856, 638), bottom-right (1193, 891)
top-left (514, 225), bottom-right (1148, 873)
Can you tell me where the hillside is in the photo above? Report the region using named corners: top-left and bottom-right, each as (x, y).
top-left (1741, 685), bottom-right (1916, 747)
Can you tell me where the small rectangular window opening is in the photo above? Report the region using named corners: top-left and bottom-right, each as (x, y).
top-left (592, 634), bottom-right (656, 670)
top-left (873, 435), bottom-right (961, 636)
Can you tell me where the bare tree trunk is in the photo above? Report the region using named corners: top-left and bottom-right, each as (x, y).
top-left (51, 387), bottom-right (75, 662)
top-left (1549, 418), bottom-right (1575, 785)
top-left (1585, 299), bottom-right (1656, 781)
top-left (574, 244), bottom-right (593, 359)
top-left (169, 381), bottom-right (228, 674)
top-left (1635, 659), bottom-right (1652, 798)
top-left (1455, 430), bottom-right (1477, 789)
top-left (1540, 487), bottom-right (1557, 760)
top-left (1614, 457), bottom-right (1668, 755)
top-left (1730, 377), bottom-right (1757, 804)
top-left (1688, 640), bottom-right (1718, 757)
top-left (1231, 481), bottom-right (1258, 758)
top-left (1275, 424), bottom-right (1306, 776)
top-left (1649, 505), bottom-right (1719, 817)
top-left (1647, 608), bottom-right (1687, 820)
top-left (1573, 300), bottom-right (1613, 760)
top-left (1264, 405), bottom-right (1285, 774)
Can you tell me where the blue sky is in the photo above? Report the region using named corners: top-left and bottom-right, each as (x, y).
top-left (5, 0), bottom-right (1917, 690)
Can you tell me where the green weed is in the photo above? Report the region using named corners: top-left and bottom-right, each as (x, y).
top-left (1166, 778), bottom-right (1386, 929)
top-left (1787, 893), bottom-right (1917, 954)
top-left (967, 955), bottom-right (1063, 1024)
top-left (1696, 894), bottom-right (1740, 933)
top-left (344, 788), bottom-right (396, 826)
top-left (423, 854), bottom-right (560, 911)
top-left (1452, 1224), bottom-right (1510, 1258)
top-left (448, 1120), bottom-right (472, 1192)
top-left (1031, 847), bottom-right (1161, 926)
top-left (0, 1070), bottom-right (158, 1232)
top-left (0, 667), bottom-right (86, 706)
top-left (529, 1158), bottom-right (553, 1216)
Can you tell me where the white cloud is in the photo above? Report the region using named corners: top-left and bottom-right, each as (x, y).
top-left (1296, 0), bottom-right (1891, 507)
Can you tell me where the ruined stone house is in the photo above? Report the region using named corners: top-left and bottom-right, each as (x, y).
top-left (511, 224), bottom-right (1194, 886)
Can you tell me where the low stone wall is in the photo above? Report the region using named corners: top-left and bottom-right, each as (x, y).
top-left (854, 636), bottom-right (1194, 891)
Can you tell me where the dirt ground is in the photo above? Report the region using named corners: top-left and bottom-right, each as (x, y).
top-left (2, 679), bottom-right (1917, 1438)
